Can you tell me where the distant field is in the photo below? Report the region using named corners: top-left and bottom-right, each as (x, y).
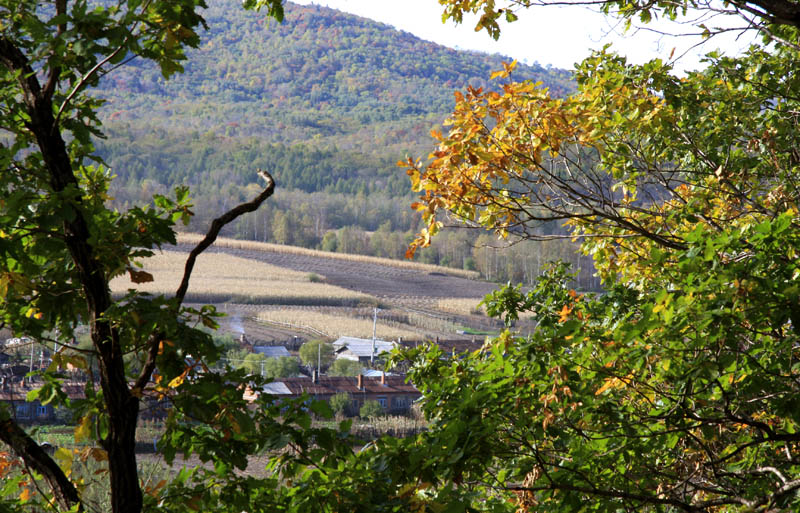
top-left (436, 298), bottom-right (486, 316)
top-left (177, 234), bottom-right (481, 280)
top-left (110, 250), bottom-right (377, 306)
top-left (110, 239), bottom-right (499, 341)
top-left (256, 308), bottom-right (421, 340)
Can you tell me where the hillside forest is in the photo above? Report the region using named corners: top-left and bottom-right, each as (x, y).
top-left (92, 1), bottom-right (595, 287)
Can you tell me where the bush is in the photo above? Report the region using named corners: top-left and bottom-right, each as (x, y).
top-left (360, 400), bottom-right (383, 419)
top-left (328, 358), bottom-right (363, 376)
top-left (329, 392), bottom-right (350, 416)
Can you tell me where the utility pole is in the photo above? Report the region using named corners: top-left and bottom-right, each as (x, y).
top-left (317, 342), bottom-right (321, 375)
top-left (371, 307), bottom-right (380, 365)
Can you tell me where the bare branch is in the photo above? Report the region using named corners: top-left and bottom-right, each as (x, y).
top-left (175, 169), bottom-right (276, 304)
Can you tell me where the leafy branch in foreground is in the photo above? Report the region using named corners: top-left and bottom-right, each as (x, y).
top-left (0, 1), bottom-right (282, 512)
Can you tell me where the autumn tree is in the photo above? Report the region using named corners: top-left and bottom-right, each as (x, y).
top-left (394, 0), bottom-right (800, 511)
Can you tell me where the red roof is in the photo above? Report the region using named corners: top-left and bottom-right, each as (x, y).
top-left (0, 382), bottom-right (86, 401)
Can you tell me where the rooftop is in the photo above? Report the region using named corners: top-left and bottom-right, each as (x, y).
top-left (253, 346), bottom-right (291, 358)
top-left (333, 336), bottom-right (397, 358)
top-left (255, 375), bottom-right (418, 396)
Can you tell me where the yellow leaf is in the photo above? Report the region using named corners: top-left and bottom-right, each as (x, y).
top-left (19, 487), bottom-right (32, 502)
top-left (54, 447), bottom-right (73, 476)
top-left (558, 305), bottom-right (572, 323)
top-left (74, 415), bottom-right (92, 443)
top-left (595, 378), bottom-right (618, 395)
top-left (167, 365), bottom-right (191, 388)
top-left (167, 374), bottom-right (185, 389)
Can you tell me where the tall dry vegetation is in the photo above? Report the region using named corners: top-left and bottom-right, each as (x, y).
top-left (110, 250), bottom-right (377, 306)
top-left (177, 234), bottom-right (480, 280)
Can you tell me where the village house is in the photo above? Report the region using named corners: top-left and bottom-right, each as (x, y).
top-left (253, 345), bottom-right (292, 358)
top-left (0, 380), bottom-right (85, 423)
top-left (332, 336), bottom-right (398, 364)
top-left (246, 373), bottom-right (421, 415)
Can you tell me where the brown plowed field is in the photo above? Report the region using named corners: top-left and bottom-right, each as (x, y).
top-left (176, 243), bottom-right (505, 344)
top-left (180, 243), bottom-right (498, 303)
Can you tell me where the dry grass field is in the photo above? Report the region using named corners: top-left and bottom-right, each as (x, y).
top-left (111, 240), bottom-right (501, 342)
top-left (255, 308), bottom-right (422, 340)
top-left (110, 250), bottom-right (377, 306)
top-left (436, 298), bottom-right (486, 316)
top-left (177, 233), bottom-right (480, 280)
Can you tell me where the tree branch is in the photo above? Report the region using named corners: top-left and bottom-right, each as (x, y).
top-left (0, 418), bottom-right (81, 511)
top-left (175, 170), bottom-right (276, 304)
top-left (132, 170), bottom-right (276, 393)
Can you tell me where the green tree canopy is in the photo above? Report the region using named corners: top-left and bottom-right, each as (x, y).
top-left (0, 1), bottom-right (285, 512)
top-left (328, 358), bottom-right (363, 376)
top-left (359, 399), bottom-right (383, 419)
top-left (298, 339), bottom-right (335, 369)
top-left (329, 391), bottom-right (351, 415)
top-left (264, 355), bottom-right (300, 378)
top-left (393, 0), bottom-right (800, 511)
top-left (3, 0), bottom-right (800, 512)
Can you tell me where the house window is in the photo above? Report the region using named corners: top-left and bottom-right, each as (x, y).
top-left (394, 397), bottom-right (406, 409)
top-left (377, 397), bottom-right (387, 408)
top-left (15, 405), bottom-right (28, 417)
top-left (37, 405), bottom-right (48, 417)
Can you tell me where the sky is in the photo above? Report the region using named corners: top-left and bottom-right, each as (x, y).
top-left (292, 0), bottom-right (756, 73)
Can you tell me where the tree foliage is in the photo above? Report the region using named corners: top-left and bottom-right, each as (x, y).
top-left (3, 0), bottom-right (800, 512)
top-left (393, 0), bottom-right (800, 511)
top-left (298, 339), bottom-right (335, 369)
top-left (0, 1), bottom-right (282, 512)
top-left (328, 358), bottom-right (364, 377)
top-left (329, 391), bottom-right (351, 415)
top-left (359, 400), bottom-right (383, 419)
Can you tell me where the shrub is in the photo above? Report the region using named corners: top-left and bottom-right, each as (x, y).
top-left (360, 400), bottom-right (383, 419)
top-left (329, 392), bottom-right (350, 416)
top-left (328, 359), bottom-right (363, 376)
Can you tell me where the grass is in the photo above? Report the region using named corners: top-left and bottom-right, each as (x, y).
top-left (256, 308), bottom-right (423, 340)
top-left (176, 233), bottom-right (481, 280)
top-left (436, 298), bottom-right (486, 316)
top-left (110, 250), bottom-right (379, 306)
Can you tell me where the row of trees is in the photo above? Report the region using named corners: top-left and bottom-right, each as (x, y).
top-left (2, 0), bottom-right (798, 512)
top-left (113, 164), bottom-right (599, 285)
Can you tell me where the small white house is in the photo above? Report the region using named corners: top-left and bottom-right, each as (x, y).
top-left (332, 336), bottom-right (397, 363)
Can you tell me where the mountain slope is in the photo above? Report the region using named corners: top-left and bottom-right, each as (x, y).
top-left (96, 1), bottom-right (572, 198)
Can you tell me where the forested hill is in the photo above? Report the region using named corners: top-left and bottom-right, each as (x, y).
top-left (97, 1), bottom-right (571, 199)
top-left (95, 2), bottom-right (578, 282)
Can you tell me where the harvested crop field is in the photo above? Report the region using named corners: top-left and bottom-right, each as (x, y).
top-left (126, 236), bottom-right (506, 342)
top-left (174, 236), bottom-right (499, 307)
